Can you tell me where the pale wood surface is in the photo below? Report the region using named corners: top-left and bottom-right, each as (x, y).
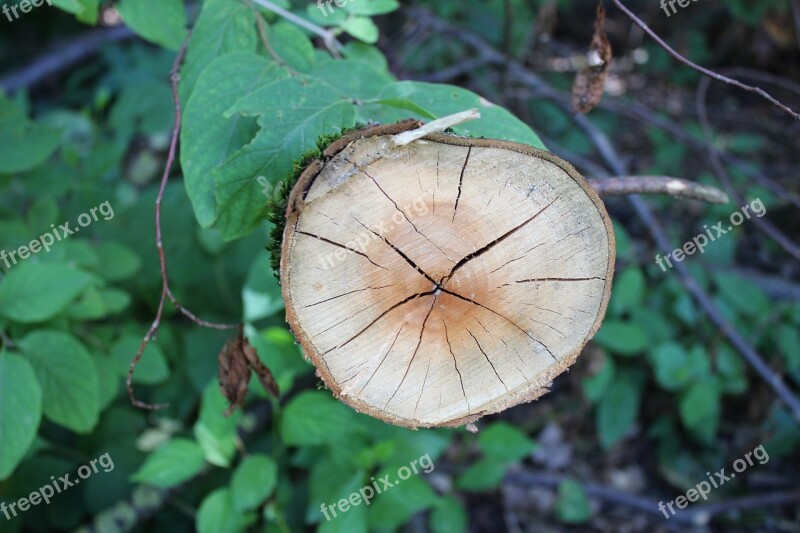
top-left (282, 131), bottom-right (615, 428)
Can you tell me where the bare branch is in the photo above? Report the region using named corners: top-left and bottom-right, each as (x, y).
top-left (250, 0), bottom-right (343, 58)
top-left (589, 176), bottom-right (730, 204)
top-left (127, 32), bottom-right (240, 411)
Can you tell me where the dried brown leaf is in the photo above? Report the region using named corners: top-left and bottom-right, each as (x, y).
top-left (571, 3), bottom-right (612, 114)
top-left (243, 338), bottom-right (280, 398)
top-left (218, 334), bottom-right (250, 417)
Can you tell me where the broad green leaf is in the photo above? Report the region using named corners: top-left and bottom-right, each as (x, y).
top-left (53, 0), bottom-right (99, 23)
top-left (93, 242), bottom-right (141, 281)
top-left (0, 353), bottom-right (42, 480)
top-left (19, 331), bottom-right (100, 433)
top-left (280, 391), bottom-right (362, 446)
top-left (318, 471), bottom-right (368, 533)
top-left (597, 369), bottom-right (640, 448)
top-left (180, 0), bottom-right (258, 101)
top-left (181, 53), bottom-right (283, 228)
top-left (231, 454), bottom-right (278, 511)
top-left (778, 324), bottom-right (800, 376)
top-left (429, 496), bottom-right (468, 533)
top-left (214, 76), bottom-right (356, 239)
top-left (367, 475), bottom-right (439, 529)
top-left (554, 478), bottom-right (591, 524)
top-left (345, 0), bottom-right (399, 16)
top-left (197, 488), bottom-right (257, 533)
top-left (341, 42), bottom-right (389, 71)
top-left (341, 16), bottom-right (380, 44)
top-left (714, 272), bottom-right (769, 317)
top-left (117, 0), bottom-right (187, 50)
top-left (593, 320), bottom-right (649, 356)
top-left (131, 439), bottom-right (206, 488)
top-left (93, 354), bottom-right (120, 410)
top-left (112, 335), bottom-right (169, 385)
top-left (308, 457), bottom-right (364, 523)
top-left (477, 422), bottom-right (537, 462)
top-left (306, 1), bottom-right (349, 25)
top-left (680, 378), bottom-right (721, 442)
top-left (582, 352), bottom-right (616, 402)
top-left (371, 81), bottom-right (545, 148)
top-left (608, 268), bottom-right (645, 316)
top-left (0, 262), bottom-right (92, 323)
top-left (268, 22), bottom-right (316, 73)
top-left (456, 457), bottom-right (506, 491)
top-left (650, 343), bottom-right (692, 391)
top-left (193, 381), bottom-right (242, 467)
top-left (0, 100), bottom-right (60, 171)
top-left (312, 59), bottom-right (394, 101)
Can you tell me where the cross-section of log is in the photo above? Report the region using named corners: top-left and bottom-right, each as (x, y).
top-left (280, 123), bottom-right (615, 428)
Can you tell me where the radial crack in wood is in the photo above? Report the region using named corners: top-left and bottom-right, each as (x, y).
top-left (280, 124), bottom-right (615, 428)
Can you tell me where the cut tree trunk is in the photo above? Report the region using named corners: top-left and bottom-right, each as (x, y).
top-left (280, 123), bottom-right (615, 428)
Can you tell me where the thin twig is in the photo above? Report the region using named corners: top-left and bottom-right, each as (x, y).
top-left (696, 76), bottom-right (800, 262)
top-left (253, 10), bottom-right (299, 76)
top-left (249, 0), bottom-right (343, 57)
top-left (610, 0), bottom-right (800, 120)
top-left (589, 176), bottom-right (730, 204)
top-left (127, 32), bottom-right (240, 411)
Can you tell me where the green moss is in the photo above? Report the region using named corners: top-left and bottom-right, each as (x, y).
top-left (265, 124), bottom-right (368, 278)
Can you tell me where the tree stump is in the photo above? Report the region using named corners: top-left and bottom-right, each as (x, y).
top-left (280, 122), bottom-right (615, 428)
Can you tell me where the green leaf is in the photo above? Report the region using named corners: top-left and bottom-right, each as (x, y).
top-left (456, 457), bottom-right (507, 491)
top-left (429, 496), bottom-right (468, 533)
top-left (93, 242), bottom-right (141, 281)
top-left (372, 81), bottom-right (545, 148)
top-left (180, 0), bottom-right (258, 101)
top-left (93, 354), bottom-right (120, 410)
top-left (197, 488), bottom-right (257, 533)
top-left (341, 42), bottom-right (389, 71)
top-left (193, 381), bottom-right (242, 467)
top-left (0, 95), bottom-right (60, 174)
top-left (0, 353), bottom-right (42, 480)
top-left (716, 344), bottom-right (748, 394)
top-left (214, 76), bottom-right (356, 239)
top-left (341, 16), bottom-right (380, 44)
top-left (112, 335), bottom-right (169, 385)
top-left (280, 391), bottom-right (362, 446)
top-left (650, 343), bottom-right (692, 391)
top-left (268, 22), bottom-right (316, 73)
top-left (554, 478), bottom-right (591, 524)
top-left (608, 268), bottom-right (645, 316)
top-left (478, 421), bottom-right (537, 462)
top-left (116, 0), bottom-right (187, 50)
top-left (181, 53), bottom-right (285, 228)
top-left (582, 352), bottom-right (616, 402)
top-left (346, 0), bottom-right (399, 16)
top-left (367, 475), bottom-right (439, 529)
top-left (0, 262), bottom-right (92, 323)
top-left (714, 272), bottom-right (769, 317)
top-left (593, 320), bottom-right (649, 356)
top-left (679, 378), bottom-right (721, 442)
top-left (19, 330), bottom-right (100, 433)
top-left (231, 454), bottom-right (278, 511)
top-left (318, 471), bottom-right (368, 533)
top-left (131, 439), bottom-right (206, 488)
top-left (597, 369), bottom-right (640, 448)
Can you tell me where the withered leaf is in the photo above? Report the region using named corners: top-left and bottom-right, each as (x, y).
top-left (242, 337), bottom-right (280, 398)
top-left (571, 3), bottom-right (612, 114)
top-left (218, 334), bottom-right (250, 417)
top-left (218, 331), bottom-right (280, 417)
